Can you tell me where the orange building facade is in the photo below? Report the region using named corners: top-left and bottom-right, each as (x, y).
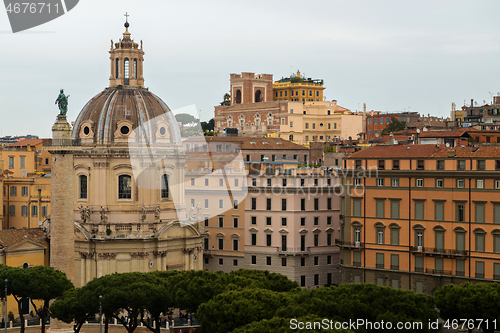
top-left (339, 144), bottom-right (500, 294)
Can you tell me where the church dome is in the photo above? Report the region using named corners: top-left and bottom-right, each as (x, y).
top-left (71, 22), bottom-right (180, 146)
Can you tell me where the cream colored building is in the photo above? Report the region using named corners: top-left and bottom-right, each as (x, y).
top-left (47, 21), bottom-right (203, 288)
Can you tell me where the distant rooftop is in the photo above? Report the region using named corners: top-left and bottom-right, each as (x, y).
top-left (275, 70), bottom-right (323, 85)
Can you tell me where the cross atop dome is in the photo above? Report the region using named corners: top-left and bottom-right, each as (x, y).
top-left (124, 12), bottom-right (129, 29)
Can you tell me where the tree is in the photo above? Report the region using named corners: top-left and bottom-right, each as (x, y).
top-left (174, 113), bottom-right (199, 126)
top-left (197, 288), bottom-right (291, 333)
top-left (435, 283), bottom-right (500, 333)
top-left (229, 269), bottom-right (300, 292)
top-left (201, 119), bottom-right (215, 132)
top-left (220, 93), bottom-right (230, 106)
top-left (381, 117), bottom-right (406, 135)
top-left (50, 288), bottom-right (97, 333)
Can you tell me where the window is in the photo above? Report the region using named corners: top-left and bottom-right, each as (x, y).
top-left (300, 179), bottom-right (305, 187)
top-left (435, 258), bottom-right (443, 274)
top-left (376, 200), bottom-right (384, 218)
top-left (266, 217), bottom-right (271, 226)
top-left (327, 198), bottom-right (332, 210)
top-left (391, 254), bottom-right (399, 270)
top-left (8, 157), bottom-right (14, 168)
top-left (391, 178), bottom-right (399, 187)
top-left (218, 199), bottom-right (224, 209)
top-left (475, 231), bottom-right (485, 252)
top-left (378, 160), bottom-right (385, 170)
top-left (354, 228), bottom-right (361, 243)
top-left (281, 217), bottom-right (287, 226)
top-left (9, 205), bottom-right (15, 216)
top-left (301, 257), bottom-right (305, 266)
top-left (353, 199), bottom-right (362, 217)
top-left (477, 160), bottom-right (485, 170)
top-left (477, 179), bottom-right (484, 189)
top-left (327, 233), bottom-right (332, 245)
top-left (301, 235), bottom-right (306, 251)
top-left (252, 178), bottom-right (256, 186)
top-left (456, 231), bottom-right (465, 253)
top-left (314, 198), bottom-right (319, 210)
top-left (377, 178), bottom-right (384, 186)
top-left (314, 217), bottom-right (319, 226)
top-left (281, 234), bottom-right (287, 251)
top-left (31, 206), bottom-right (38, 217)
top-left (205, 178), bottom-right (209, 186)
top-left (414, 201), bottom-right (424, 220)
top-left (327, 255), bottom-right (332, 265)
top-left (159, 174), bottom-right (168, 199)
top-left (354, 178), bottom-right (361, 186)
top-left (301, 276), bottom-right (306, 287)
top-left (290, 121), bottom-right (293, 128)
top-left (219, 258), bottom-right (223, 265)
top-left (435, 230), bottom-right (444, 252)
top-left (496, 180), bottom-right (500, 189)
top-left (10, 186), bottom-right (17, 196)
top-left (282, 199), bottom-right (287, 211)
top-left (233, 217), bottom-right (238, 228)
top-left (218, 217), bottom-right (224, 228)
top-left (21, 206), bottom-right (28, 217)
top-left (456, 203), bottom-right (465, 222)
top-left (41, 206), bottom-right (48, 217)
top-left (457, 160), bottom-right (466, 170)
top-left (437, 160), bottom-right (445, 170)
top-left (390, 226), bottom-right (400, 245)
top-left (436, 179), bottom-right (444, 187)
top-left (251, 216), bottom-right (256, 225)
top-left (21, 186), bottom-right (28, 197)
top-left (266, 256), bottom-right (271, 265)
top-left (392, 160), bottom-right (399, 170)
top-left (266, 198), bottom-right (271, 211)
top-left (417, 160), bottom-right (424, 170)
top-left (414, 256), bottom-right (423, 273)
top-left (416, 179), bottom-right (424, 187)
top-left (219, 179), bottom-right (223, 186)
top-left (301, 217), bottom-right (306, 226)
top-left (20, 156), bottom-right (25, 169)
top-left (204, 199), bottom-right (209, 209)
top-left (251, 198), bottom-right (256, 210)
top-left (374, 118), bottom-right (378, 124)
top-left (475, 203), bottom-right (485, 223)
top-left (79, 175), bottom-right (87, 199)
top-left (415, 230), bottom-right (424, 247)
top-left (353, 252), bottom-right (361, 267)
top-left (435, 202), bottom-right (444, 221)
top-left (234, 179), bottom-right (239, 186)
top-left (314, 234), bottom-right (319, 246)
top-left (233, 200), bottom-right (239, 210)
top-left (266, 234), bottom-right (272, 246)
top-left (204, 238), bottom-right (209, 250)
top-left (233, 259), bottom-right (238, 266)
top-left (282, 178), bottom-right (287, 187)
top-left (282, 258), bottom-right (287, 266)
top-left (305, 123), bottom-right (309, 129)
top-left (476, 261), bottom-right (485, 278)
top-left (218, 237), bottom-right (224, 250)
top-left (377, 229), bottom-right (384, 244)
top-left (390, 200), bottom-right (400, 219)
top-left (456, 179), bottom-right (465, 188)
top-left (314, 179), bottom-right (318, 186)
top-left (251, 234), bottom-right (257, 246)
top-left (233, 239), bottom-right (239, 251)
top-left (376, 253), bottom-right (384, 269)
top-left (204, 216), bottom-right (209, 227)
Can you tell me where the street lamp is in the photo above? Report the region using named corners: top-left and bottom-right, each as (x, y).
top-left (4, 279), bottom-right (7, 333)
top-left (99, 295), bottom-right (102, 333)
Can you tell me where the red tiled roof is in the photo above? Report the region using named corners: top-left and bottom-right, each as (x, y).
top-left (190, 137), bottom-right (308, 150)
top-left (418, 130), bottom-right (471, 138)
top-left (347, 144), bottom-right (500, 159)
top-left (0, 228), bottom-right (46, 249)
top-left (7, 139), bottom-right (49, 147)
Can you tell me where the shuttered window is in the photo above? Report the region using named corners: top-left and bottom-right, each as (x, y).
top-left (456, 260), bottom-right (465, 276)
top-left (435, 231), bottom-right (444, 251)
top-left (495, 204), bottom-right (500, 224)
top-left (475, 203), bottom-right (485, 223)
top-left (435, 202), bottom-right (444, 221)
top-left (415, 256), bottom-right (423, 272)
top-left (376, 200), bottom-right (384, 218)
top-left (475, 233), bottom-right (485, 252)
top-left (353, 199), bottom-right (362, 217)
top-left (435, 258), bottom-right (443, 273)
top-left (391, 254), bottom-right (399, 270)
top-left (390, 201), bottom-right (399, 219)
top-left (376, 253), bottom-right (384, 269)
top-left (391, 228), bottom-right (399, 245)
top-left (456, 233), bottom-right (465, 252)
top-left (414, 201), bottom-right (424, 220)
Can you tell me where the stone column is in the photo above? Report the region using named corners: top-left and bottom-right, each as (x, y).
top-left (47, 115), bottom-right (75, 333)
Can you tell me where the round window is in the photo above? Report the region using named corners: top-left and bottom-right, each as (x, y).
top-left (120, 126), bottom-right (130, 135)
top-left (160, 127), bottom-right (166, 135)
top-left (83, 126), bottom-right (90, 135)
top-left (320, 123), bottom-right (324, 127)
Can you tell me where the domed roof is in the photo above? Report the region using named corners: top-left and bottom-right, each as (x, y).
top-left (72, 87), bottom-right (181, 146)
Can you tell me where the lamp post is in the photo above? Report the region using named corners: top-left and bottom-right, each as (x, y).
top-left (4, 279), bottom-right (7, 333)
top-left (99, 295), bottom-right (102, 333)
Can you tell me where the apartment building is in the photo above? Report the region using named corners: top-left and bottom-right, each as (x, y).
top-left (339, 144), bottom-right (500, 294)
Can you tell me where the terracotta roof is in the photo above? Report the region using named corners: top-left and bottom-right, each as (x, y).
top-left (418, 130), bottom-right (472, 138)
top-left (0, 228), bottom-right (46, 249)
top-left (7, 139), bottom-right (48, 147)
top-left (347, 144), bottom-right (500, 159)
top-left (201, 137), bottom-right (308, 150)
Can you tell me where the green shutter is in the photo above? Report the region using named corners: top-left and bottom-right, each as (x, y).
top-left (376, 200), bottom-right (384, 218)
top-left (495, 236), bottom-right (500, 254)
top-left (476, 234), bottom-right (485, 252)
top-left (435, 232), bottom-right (444, 251)
top-left (495, 205), bottom-right (500, 224)
top-left (415, 201), bottom-right (424, 220)
top-left (475, 204), bottom-right (485, 223)
top-left (435, 202), bottom-right (444, 221)
top-left (376, 253), bottom-right (384, 267)
top-left (456, 233), bottom-right (465, 252)
top-left (494, 263), bottom-right (500, 278)
top-left (353, 199), bottom-right (361, 217)
top-left (391, 254), bottom-right (399, 268)
top-left (435, 258), bottom-right (443, 272)
top-left (391, 201), bottom-right (399, 219)
top-left (456, 259), bottom-right (465, 273)
top-left (415, 256), bottom-right (423, 270)
top-left (391, 229), bottom-right (399, 245)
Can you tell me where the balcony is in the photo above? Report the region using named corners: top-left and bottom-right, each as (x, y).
top-left (425, 268), bottom-right (452, 276)
top-left (410, 246), bottom-right (468, 258)
top-left (335, 239), bottom-right (364, 249)
top-left (390, 265), bottom-right (399, 271)
top-left (277, 247), bottom-right (310, 255)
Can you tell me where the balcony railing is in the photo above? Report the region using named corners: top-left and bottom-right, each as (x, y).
top-left (476, 273), bottom-right (485, 279)
top-left (376, 264), bottom-right (384, 269)
top-left (410, 246), bottom-right (467, 257)
top-left (335, 239), bottom-right (364, 248)
top-left (277, 247), bottom-right (310, 254)
top-left (390, 265), bottom-right (399, 271)
top-left (353, 261), bottom-right (361, 267)
top-left (425, 268), bottom-right (452, 276)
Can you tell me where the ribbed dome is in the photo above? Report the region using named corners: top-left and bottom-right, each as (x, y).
top-left (72, 87), bottom-right (181, 146)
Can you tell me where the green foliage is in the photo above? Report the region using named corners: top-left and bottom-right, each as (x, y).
top-left (175, 113), bottom-right (199, 125)
top-left (220, 93), bottom-right (231, 106)
top-left (324, 146), bottom-right (337, 153)
top-left (435, 283), bottom-right (500, 333)
top-left (201, 118), bottom-right (215, 132)
top-left (229, 269), bottom-right (299, 292)
top-left (381, 117), bottom-right (406, 135)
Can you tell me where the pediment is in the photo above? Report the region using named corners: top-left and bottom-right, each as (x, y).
top-left (157, 220), bottom-right (201, 239)
top-left (6, 239), bottom-right (46, 253)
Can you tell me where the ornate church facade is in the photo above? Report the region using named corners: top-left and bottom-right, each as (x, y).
top-left (47, 20), bottom-right (203, 288)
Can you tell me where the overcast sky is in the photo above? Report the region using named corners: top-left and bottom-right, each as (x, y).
top-left (1, 0), bottom-right (499, 138)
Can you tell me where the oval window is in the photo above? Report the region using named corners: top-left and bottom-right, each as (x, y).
top-left (320, 123), bottom-right (324, 127)
top-left (120, 126), bottom-right (130, 135)
top-left (160, 127), bottom-right (166, 135)
top-left (83, 126), bottom-right (90, 135)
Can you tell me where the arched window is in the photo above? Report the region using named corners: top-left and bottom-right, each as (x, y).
top-left (161, 174), bottom-right (169, 199)
top-left (118, 175), bottom-right (132, 199)
top-left (235, 90), bottom-right (242, 104)
top-left (255, 90), bottom-right (263, 102)
top-left (124, 58), bottom-right (130, 85)
top-left (115, 58), bottom-right (119, 78)
top-left (133, 58), bottom-right (137, 78)
top-left (289, 135), bottom-right (294, 141)
top-left (79, 175), bottom-right (88, 199)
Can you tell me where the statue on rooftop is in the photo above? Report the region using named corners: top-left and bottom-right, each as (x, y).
top-left (55, 89), bottom-right (69, 116)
